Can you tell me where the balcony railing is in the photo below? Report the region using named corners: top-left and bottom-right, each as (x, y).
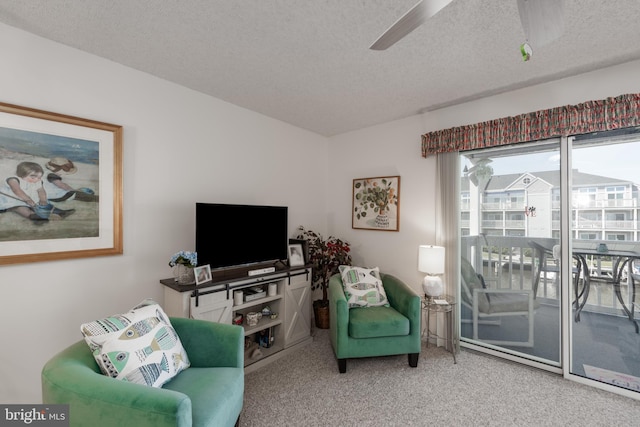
top-left (572, 198), bottom-right (637, 208)
top-left (604, 220), bottom-right (635, 229)
top-left (481, 220), bottom-right (525, 229)
top-left (482, 202), bottom-right (524, 210)
top-left (461, 235), bottom-right (640, 315)
top-left (481, 220), bottom-right (503, 228)
top-left (572, 220), bottom-right (635, 229)
top-left (574, 220), bottom-right (602, 229)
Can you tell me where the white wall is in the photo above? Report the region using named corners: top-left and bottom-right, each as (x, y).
top-left (0, 23), bottom-right (328, 403)
top-left (327, 115), bottom-right (437, 287)
top-left (327, 59), bottom-right (640, 293)
top-left (4, 18), bottom-right (640, 404)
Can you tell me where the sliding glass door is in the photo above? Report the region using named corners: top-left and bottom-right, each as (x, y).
top-left (459, 128), bottom-right (640, 396)
top-left (460, 140), bottom-right (562, 367)
top-left (569, 130), bottom-right (640, 394)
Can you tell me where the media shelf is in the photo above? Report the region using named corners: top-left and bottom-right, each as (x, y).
top-left (160, 265), bottom-right (313, 373)
top-left (233, 294), bottom-right (282, 312)
top-left (242, 317), bottom-right (283, 337)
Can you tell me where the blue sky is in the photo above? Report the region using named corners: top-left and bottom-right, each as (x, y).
top-left (463, 140), bottom-right (640, 184)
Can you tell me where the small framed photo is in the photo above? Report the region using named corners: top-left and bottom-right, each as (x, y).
top-left (194, 264), bottom-right (212, 285)
top-left (288, 243), bottom-right (305, 267)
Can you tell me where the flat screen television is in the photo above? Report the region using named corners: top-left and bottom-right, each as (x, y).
top-left (195, 203), bottom-right (288, 270)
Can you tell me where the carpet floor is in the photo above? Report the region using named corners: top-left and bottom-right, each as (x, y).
top-left (240, 329), bottom-right (640, 426)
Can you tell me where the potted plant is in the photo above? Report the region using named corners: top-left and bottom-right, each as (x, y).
top-left (169, 250), bottom-right (198, 284)
top-left (296, 226), bottom-right (352, 329)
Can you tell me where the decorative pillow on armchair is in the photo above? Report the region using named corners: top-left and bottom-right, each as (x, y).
top-left (80, 299), bottom-right (190, 388)
top-left (339, 265), bottom-right (390, 308)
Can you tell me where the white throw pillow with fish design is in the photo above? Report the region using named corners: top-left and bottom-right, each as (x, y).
top-left (339, 265), bottom-right (389, 308)
top-left (80, 299), bottom-right (190, 388)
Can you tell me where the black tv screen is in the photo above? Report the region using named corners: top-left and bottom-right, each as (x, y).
top-left (195, 203), bottom-right (288, 270)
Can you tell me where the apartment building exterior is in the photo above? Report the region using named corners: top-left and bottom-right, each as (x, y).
top-left (461, 170), bottom-right (640, 241)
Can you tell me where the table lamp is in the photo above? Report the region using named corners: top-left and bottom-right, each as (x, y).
top-left (418, 245), bottom-right (445, 299)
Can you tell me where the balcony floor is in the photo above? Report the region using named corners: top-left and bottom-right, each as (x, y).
top-left (461, 303), bottom-right (640, 382)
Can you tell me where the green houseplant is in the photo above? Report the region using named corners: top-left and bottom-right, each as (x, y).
top-left (296, 226), bottom-right (352, 328)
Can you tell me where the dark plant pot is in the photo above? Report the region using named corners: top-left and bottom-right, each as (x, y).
top-left (313, 300), bottom-right (330, 329)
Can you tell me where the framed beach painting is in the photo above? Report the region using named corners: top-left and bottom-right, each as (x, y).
top-left (352, 176), bottom-right (400, 231)
top-left (0, 102), bottom-right (123, 265)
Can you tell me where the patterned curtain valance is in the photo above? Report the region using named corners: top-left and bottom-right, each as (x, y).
top-left (421, 93), bottom-right (640, 157)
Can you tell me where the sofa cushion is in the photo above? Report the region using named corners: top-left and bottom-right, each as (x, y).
top-left (80, 299), bottom-right (190, 388)
top-left (348, 306), bottom-right (410, 338)
top-left (339, 265), bottom-right (389, 308)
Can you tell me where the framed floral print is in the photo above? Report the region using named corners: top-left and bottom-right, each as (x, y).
top-left (352, 175), bottom-right (400, 231)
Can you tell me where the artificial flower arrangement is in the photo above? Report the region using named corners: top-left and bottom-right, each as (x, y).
top-left (168, 251), bottom-right (198, 268)
top-left (295, 226), bottom-right (352, 303)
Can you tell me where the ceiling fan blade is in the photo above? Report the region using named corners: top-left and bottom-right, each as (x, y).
top-left (369, 0), bottom-right (453, 50)
top-left (517, 0), bottom-right (565, 48)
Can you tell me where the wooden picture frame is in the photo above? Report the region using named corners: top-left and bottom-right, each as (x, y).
top-left (288, 238), bottom-right (309, 265)
top-left (288, 243), bottom-right (305, 267)
top-left (194, 264), bottom-right (212, 285)
top-left (352, 175), bottom-right (400, 231)
top-left (0, 102), bottom-right (123, 265)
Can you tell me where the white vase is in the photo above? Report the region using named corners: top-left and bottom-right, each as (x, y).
top-left (374, 208), bottom-right (390, 228)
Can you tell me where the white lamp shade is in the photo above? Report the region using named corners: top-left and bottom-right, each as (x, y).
top-left (418, 245), bottom-right (445, 275)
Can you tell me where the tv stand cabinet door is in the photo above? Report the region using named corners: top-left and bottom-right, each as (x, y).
top-left (284, 269), bottom-right (311, 347)
top-left (190, 292), bottom-right (233, 324)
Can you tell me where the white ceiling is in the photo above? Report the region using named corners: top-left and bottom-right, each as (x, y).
top-left (1, 1), bottom-right (639, 136)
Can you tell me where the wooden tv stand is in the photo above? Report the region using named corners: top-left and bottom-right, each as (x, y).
top-left (160, 265), bottom-right (312, 373)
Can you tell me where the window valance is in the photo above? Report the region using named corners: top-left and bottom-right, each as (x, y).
top-left (421, 93), bottom-right (640, 157)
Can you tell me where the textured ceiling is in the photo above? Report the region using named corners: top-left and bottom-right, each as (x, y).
top-left (1, 0), bottom-right (639, 136)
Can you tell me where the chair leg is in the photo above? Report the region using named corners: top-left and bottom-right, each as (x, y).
top-left (338, 358), bottom-right (347, 373)
top-left (408, 353), bottom-right (419, 368)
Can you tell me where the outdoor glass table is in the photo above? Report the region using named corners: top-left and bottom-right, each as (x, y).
top-left (572, 247), bottom-right (640, 333)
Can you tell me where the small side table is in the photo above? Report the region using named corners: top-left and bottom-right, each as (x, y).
top-left (422, 295), bottom-right (457, 364)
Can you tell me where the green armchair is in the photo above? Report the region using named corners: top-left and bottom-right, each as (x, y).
top-left (329, 273), bottom-right (422, 373)
top-left (41, 317), bottom-right (244, 427)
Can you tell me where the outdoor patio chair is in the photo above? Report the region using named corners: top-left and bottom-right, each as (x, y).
top-left (461, 257), bottom-right (539, 347)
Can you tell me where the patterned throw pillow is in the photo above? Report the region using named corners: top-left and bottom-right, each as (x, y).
top-left (80, 299), bottom-right (190, 388)
top-left (339, 265), bottom-right (389, 308)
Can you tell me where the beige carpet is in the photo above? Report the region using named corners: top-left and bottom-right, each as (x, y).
top-left (240, 329), bottom-right (640, 426)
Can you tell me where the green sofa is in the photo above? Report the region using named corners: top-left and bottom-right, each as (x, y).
top-left (41, 317), bottom-right (244, 427)
top-left (329, 273), bottom-right (421, 373)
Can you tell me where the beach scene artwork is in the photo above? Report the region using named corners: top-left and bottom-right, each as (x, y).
top-left (0, 126), bottom-right (100, 243)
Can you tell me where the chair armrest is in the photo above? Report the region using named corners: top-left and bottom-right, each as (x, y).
top-left (381, 274), bottom-right (421, 319)
top-left (42, 341), bottom-right (192, 427)
top-left (171, 317), bottom-right (244, 369)
top-left (328, 274), bottom-right (350, 355)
